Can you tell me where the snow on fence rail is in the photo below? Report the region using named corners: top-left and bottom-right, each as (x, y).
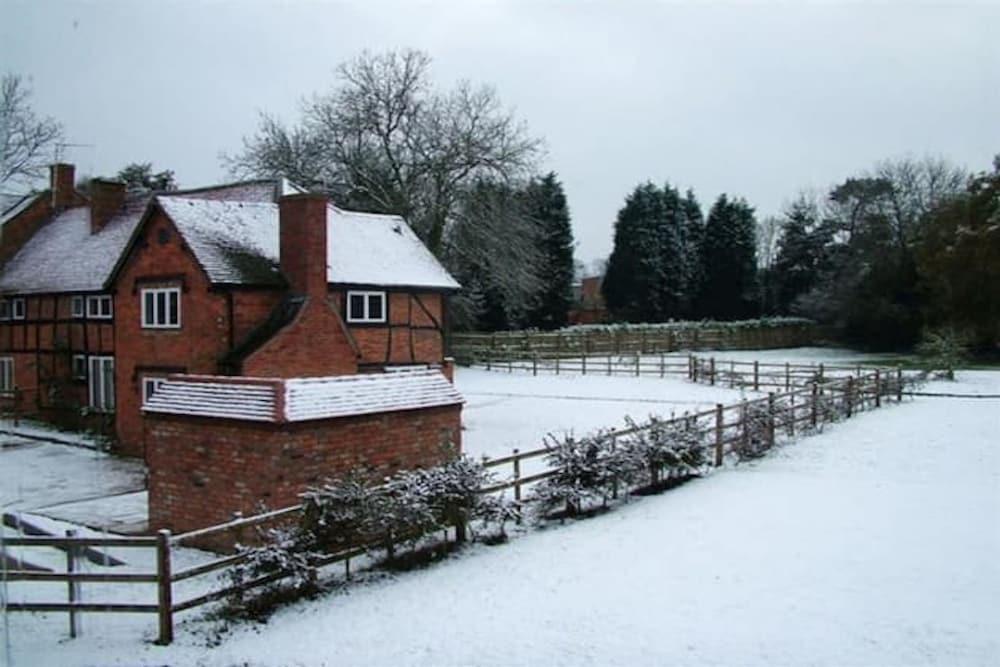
top-left (452, 320), bottom-right (820, 363)
top-left (1, 362), bottom-right (906, 646)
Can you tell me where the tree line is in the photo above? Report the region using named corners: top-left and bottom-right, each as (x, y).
top-left (603, 155), bottom-right (999, 352)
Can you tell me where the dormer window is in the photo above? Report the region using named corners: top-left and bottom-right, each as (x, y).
top-left (87, 295), bottom-right (113, 319)
top-left (346, 291), bottom-right (386, 323)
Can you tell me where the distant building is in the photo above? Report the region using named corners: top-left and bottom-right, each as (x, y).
top-left (568, 275), bottom-right (608, 325)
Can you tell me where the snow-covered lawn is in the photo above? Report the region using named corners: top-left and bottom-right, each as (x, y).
top-left (7, 362), bottom-right (999, 666)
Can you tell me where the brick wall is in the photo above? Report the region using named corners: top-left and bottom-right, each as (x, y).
top-left (242, 297), bottom-right (359, 377)
top-left (146, 403), bottom-right (462, 550)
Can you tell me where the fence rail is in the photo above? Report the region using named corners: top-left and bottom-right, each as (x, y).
top-left (1, 355), bottom-right (906, 646)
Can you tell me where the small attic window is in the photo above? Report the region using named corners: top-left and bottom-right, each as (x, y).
top-left (346, 291), bottom-right (386, 324)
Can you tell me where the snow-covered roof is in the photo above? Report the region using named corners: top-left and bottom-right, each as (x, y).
top-left (155, 196), bottom-right (460, 290)
top-left (143, 370), bottom-right (463, 422)
top-left (0, 192), bottom-right (36, 223)
top-left (0, 197), bottom-right (147, 294)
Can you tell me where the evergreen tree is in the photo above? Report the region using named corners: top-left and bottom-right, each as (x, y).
top-left (772, 197), bottom-right (821, 314)
top-left (523, 173), bottom-right (575, 330)
top-left (603, 183), bottom-right (663, 321)
top-left (116, 162), bottom-right (177, 192)
top-left (699, 194), bottom-right (759, 319)
top-left (603, 182), bottom-right (694, 322)
top-left (680, 189), bottom-right (705, 318)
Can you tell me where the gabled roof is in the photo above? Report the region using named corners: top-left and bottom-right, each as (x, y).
top-left (0, 175), bottom-right (459, 295)
top-left (0, 194), bottom-right (147, 294)
top-left (142, 369), bottom-right (463, 423)
top-left (155, 196), bottom-right (460, 290)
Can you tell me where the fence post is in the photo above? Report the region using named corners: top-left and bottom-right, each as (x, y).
top-left (896, 367), bottom-right (903, 402)
top-left (66, 529), bottom-right (80, 639)
top-left (753, 361), bottom-right (759, 391)
top-left (689, 355), bottom-right (695, 381)
top-left (846, 377), bottom-right (854, 418)
top-left (874, 369), bottom-right (881, 408)
top-left (785, 362), bottom-right (791, 391)
top-left (512, 448), bottom-right (522, 512)
top-left (581, 355), bottom-right (587, 375)
top-left (532, 355), bottom-right (537, 377)
top-left (156, 529), bottom-right (174, 646)
top-left (818, 363), bottom-right (825, 383)
top-left (607, 354), bottom-right (612, 376)
top-left (741, 399), bottom-right (749, 451)
top-left (691, 355), bottom-right (698, 382)
top-left (714, 404), bottom-right (724, 467)
top-left (634, 353), bottom-right (640, 377)
top-left (709, 357), bottom-right (716, 386)
top-left (767, 392), bottom-right (776, 449)
top-left (810, 382), bottom-right (818, 428)
top-left (789, 393), bottom-right (796, 436)
top-left (659, 353), bottom-right (665, 378)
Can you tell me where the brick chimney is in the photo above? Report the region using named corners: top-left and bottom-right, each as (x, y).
top-left (49, 163), bottom-right (76, 210)
top-left (279, 193), bottom-right (329, 297)
top-left (90, 178), bottom-right (126, 233)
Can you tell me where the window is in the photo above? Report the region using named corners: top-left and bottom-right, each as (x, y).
top-left (346, 291), bottom-right (386, 323)
top-left (71, 296), bottom-right (85, 318)
top-left (0, 358), bottom-right (12, 392)
top-left (142, 377), bottom-right (166, 405)
top-left (0, 300), bottom-right (10, 321)
top-left (87, 295), bottom-right (113, 319)
top-left (11, 298), bottom-right (25, 320)
top-left (72, 354), bottom-right (88, 380)
top-left (88, 356), bottom-right (114, 412)
top-left (141, 287), bottom-right (181, 329)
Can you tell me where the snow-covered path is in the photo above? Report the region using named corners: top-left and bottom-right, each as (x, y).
top-left (12, 371), bottom-right (999, 666)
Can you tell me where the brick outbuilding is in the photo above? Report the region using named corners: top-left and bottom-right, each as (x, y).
top-left (144, 369), bottom-right (463, 547)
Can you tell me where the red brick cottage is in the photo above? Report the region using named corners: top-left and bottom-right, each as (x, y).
top-left (0, 164), bottom-right (461, 458)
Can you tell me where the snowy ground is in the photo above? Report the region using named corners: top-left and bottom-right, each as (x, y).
top-left (5, 353), bottom-right (998, 666)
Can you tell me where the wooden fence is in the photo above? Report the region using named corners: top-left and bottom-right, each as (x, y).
top-left (1, 360), bottom-right (905, 646)
top-left (452, 321), bottom-right (820, 364)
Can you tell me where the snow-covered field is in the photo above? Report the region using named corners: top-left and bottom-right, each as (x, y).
top-left (4, 350), bottom-right (999, 666)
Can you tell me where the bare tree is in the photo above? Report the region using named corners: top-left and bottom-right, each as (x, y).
top-left (0, 74), bottom-right (63, 189)
top-left (226, 49), bottom-right (544, 255)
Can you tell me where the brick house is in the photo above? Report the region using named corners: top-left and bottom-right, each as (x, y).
top-left (568, 275), bottom-right (608, 325)
top-left (0, 163), bottom-right (460, 458)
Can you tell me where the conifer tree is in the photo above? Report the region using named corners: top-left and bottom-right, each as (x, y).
top-left (772, 197), bottom-right (821, 314)
top-left (524, 173), bottom-right (575, 330)
top-left (699, 194), bottom-right (759, 319)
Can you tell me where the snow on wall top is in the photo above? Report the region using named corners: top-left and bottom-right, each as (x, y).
top-left (156, 196), bottom-right (460, 290)
top-left (142, 369), bottom-right (463, 422)
top-left (283, 370), bottom-right (463, 422)
top-left (142, 377), bottom-right (279, 422)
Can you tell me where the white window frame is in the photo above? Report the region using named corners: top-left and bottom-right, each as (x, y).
top-left (11, 298), bottom-right (25, 320)
top-left (71, 295), bottom-right (85, 318)
top-left (88, 355), bottom-right (114, 412)
top-left (87, 295), bottom-right (113, 319)
top-left (141, 376), bottom-right (166, 406)
top-left (346, 290), bottom-right (387, 324)
top-left (72, 354), bottom-right (88, 380)
top-left (141, 287), bottom-right (181, 329)
top-left (0, 357), bottom-right (13, 392)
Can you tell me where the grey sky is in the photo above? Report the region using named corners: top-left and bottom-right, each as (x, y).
top-left (3, 1), bottom-right (998, 266)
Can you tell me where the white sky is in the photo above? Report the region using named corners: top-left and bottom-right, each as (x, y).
top-left (3, 0), bottom-right (998, 265)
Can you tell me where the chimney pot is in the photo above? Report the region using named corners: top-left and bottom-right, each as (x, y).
top-left (279, 193), bottom-right (329, 297)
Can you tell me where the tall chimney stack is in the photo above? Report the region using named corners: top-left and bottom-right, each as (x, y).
top-left (49, 163), bottom-right (76, 210)
top-left (279, 193), bottom-right (329, 297)
top-left (89, 179), bottom-right (127, 234)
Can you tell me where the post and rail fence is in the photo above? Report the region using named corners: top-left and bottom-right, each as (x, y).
top-left (1, 356), bottom-right (907, 646)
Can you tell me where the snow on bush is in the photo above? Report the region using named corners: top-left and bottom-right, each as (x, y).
top-left (533, 414), bottom-right (711, 518)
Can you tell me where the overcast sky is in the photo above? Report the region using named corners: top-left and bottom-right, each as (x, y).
top-left (3, 1), bottom-right (998, 265)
